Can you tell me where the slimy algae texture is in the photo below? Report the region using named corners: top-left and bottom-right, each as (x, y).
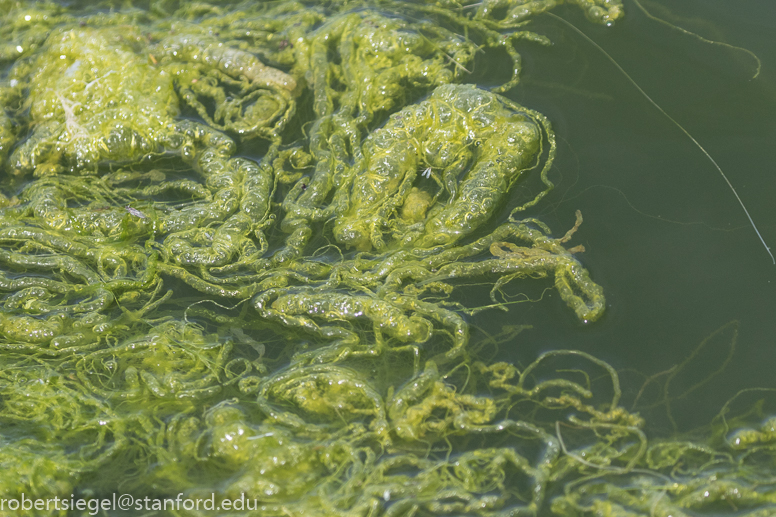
top-left (0, 0), bottom-right (774, 516)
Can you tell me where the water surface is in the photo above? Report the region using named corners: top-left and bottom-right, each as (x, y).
top-left (485, 0), bottom-right (776, 432)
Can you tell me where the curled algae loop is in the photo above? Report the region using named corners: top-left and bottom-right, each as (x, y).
top-left (332, 84), bottom-right (552, 252)
top-left (2, 1), bottom-right (774, 516)
top-left (10, 27), bottom-right (227, 176)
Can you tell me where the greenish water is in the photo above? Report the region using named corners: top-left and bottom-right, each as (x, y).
top-left (1, 0), bottom-right (775, 515)
top-left (490, 0), bottom-right (776, 432)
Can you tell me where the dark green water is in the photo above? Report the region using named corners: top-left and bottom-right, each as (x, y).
top-left (484, 0), bottom-right (776, 432)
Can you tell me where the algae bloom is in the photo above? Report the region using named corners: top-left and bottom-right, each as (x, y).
top-left (0, 0), bottom-right (774, 516)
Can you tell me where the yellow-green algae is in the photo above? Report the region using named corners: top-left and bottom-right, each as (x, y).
top-left (0, 1), bottom-right (774, 516)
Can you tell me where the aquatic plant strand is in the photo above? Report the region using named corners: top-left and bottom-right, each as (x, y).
top-left (546, 11), bottom-right (775, 264)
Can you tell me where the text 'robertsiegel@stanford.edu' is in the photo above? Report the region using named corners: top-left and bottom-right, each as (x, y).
top-left (0, 493), bottom-right (259, 514)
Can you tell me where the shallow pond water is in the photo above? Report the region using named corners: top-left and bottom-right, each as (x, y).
top-left (491, 0), bottom-right (776, 433)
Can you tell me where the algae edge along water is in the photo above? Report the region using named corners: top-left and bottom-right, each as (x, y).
top-left (0, 0), bottom-right (775, 516)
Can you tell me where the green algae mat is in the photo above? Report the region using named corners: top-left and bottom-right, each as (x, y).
top-left (1, 0), bottom-right (775, 515)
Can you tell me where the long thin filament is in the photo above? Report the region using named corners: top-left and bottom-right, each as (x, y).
top-left (546, 12), bottom-right (774, 264)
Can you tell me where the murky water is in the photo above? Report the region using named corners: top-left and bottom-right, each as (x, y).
top-left (485, 0), bottom-right (776, 432)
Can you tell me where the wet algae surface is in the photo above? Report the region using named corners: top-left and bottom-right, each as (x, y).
top-left (0, 0), bottom-right (775, 515)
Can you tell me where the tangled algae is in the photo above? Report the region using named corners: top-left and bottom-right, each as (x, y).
top-left (0, 0), bottom-right (774, 515)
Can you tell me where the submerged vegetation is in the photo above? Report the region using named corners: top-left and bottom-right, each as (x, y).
top-left (0, 0), bottom-right (774, 515)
